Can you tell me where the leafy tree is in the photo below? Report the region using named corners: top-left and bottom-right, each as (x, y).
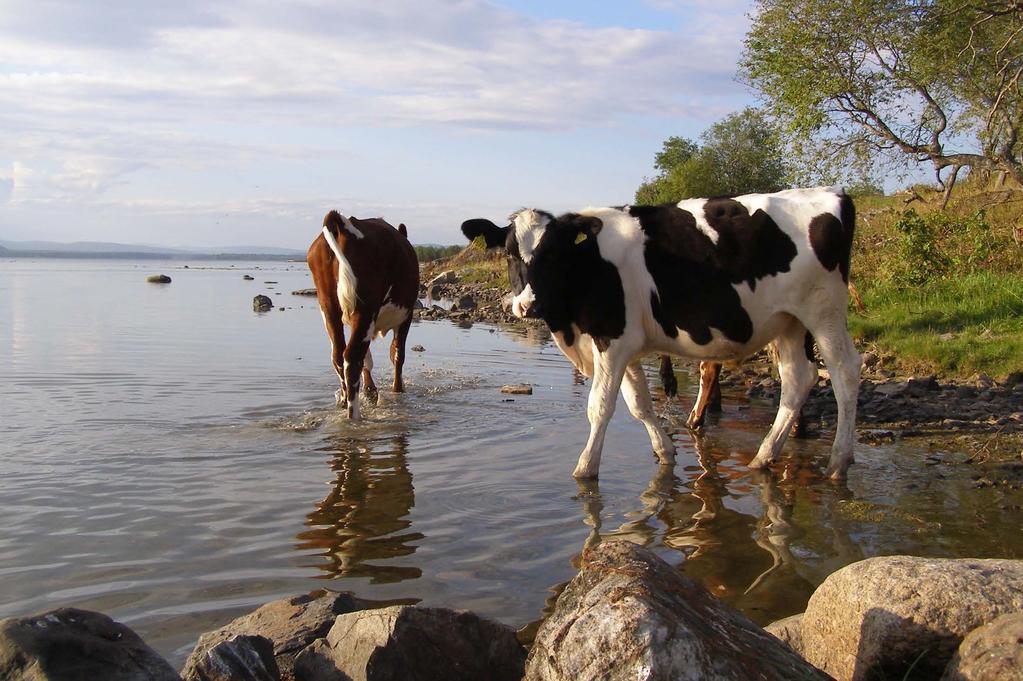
top-left (741, 0), bottom-right (1023, 201)
top-left (635, 108), bottom-right (789, 204)
top-left (414, 244), bottom-right (461, 262)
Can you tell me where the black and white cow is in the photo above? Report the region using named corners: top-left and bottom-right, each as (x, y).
top-left (462, 187), bottom-right (859, 479)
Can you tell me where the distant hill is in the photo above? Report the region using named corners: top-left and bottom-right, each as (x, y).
top-left (0, 239), bottom-right (305, 259)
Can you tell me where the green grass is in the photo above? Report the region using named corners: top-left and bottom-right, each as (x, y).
top-left (849, 272), bottom-right (1023, 377)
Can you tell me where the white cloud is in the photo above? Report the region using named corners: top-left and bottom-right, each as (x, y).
top-left (0, 0), bottom-right (756, 245)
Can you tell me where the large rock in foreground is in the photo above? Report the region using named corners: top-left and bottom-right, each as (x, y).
top-left (941, 612), bottom-right (1023, 681)
top-left (524, 540), bottom-right (828, 681)
top-left (0, 608), bottom-right (180, 681)
top-left (294, 605), bottom-right (526, 681)
top-left (181, 635), bottom-right (279, 681)
top-left (800, 556), bottom-right (1023, 680)
top-left (183, 590), bottom-right (369, 681)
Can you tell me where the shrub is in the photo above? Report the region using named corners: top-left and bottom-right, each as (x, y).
top-left (888, 209), bottom-right (993, 286)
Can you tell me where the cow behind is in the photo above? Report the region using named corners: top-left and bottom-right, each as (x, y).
top-left (308, 211), bottom-right (419, 419)
top-left (462, 187), bottom-right (859, 479)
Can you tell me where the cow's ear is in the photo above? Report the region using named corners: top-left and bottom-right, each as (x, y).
top-left (461, 218), bottom-right (510, 250)
top-left (398, 223), bottom-right (408, 237)
top-left (567, 215), bottom-right (603, 245)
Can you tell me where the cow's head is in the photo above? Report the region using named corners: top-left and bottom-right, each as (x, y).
top-left (460, 209), bottom-right (603, 321)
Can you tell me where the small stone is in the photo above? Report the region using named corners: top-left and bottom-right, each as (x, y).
top-left (243, 275), bottom-right (255, 280)
top-left (411, 345), bottom-right (425, 352)
top-left (253, 295), bottom-right (274, 312)
top-left (146, 274), bottom-right (172, 283)
top-left (501, 384), bottom-right (532, 395)
top-left (940, 332), bottom-right (956, 342)
top-left (765, 613), bottom-right (804, 654)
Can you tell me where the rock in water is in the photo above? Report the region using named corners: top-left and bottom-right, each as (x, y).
top-left (501, 384), bottom-right (532, 395)
top-left (942, 612), bottom-right (1023, 680)
top-left (183, 590), bottom-right (368, 681)
top-left (243, 275), bottom-right (255, 280)
top-left (451, 295), bottom-right (476, 311)
top-left (800, 556), bottom-right (1023, 680)
top-left (181, 634), bottom-right (279, 681)
top-left (293, 606), bottom-right (525, 681)
top-left (146, 274), bottom-right (172, 283)
top-left (524, 540), bottom-right (829, 681)
top-left (253, 295), bottom-right (274, 312)
top-left (0, 608), bottom-right (179, 681)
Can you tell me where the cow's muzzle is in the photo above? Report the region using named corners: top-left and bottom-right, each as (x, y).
top-left (511, 285), bottom-right (539, 319)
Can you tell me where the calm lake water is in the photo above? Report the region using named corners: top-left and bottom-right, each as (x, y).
top-left (2, 258), bottom-right (1021, 666)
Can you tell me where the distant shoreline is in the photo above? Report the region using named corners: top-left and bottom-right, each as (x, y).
top-left (1, 250), bottom-right (297, 261)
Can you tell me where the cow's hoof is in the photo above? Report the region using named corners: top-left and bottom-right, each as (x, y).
top-left (824, 460), bottom-right (852, 480)
top-left (748, 455), bottom-right (773, 470)
top-left (572, 469), bottom-right (599, 480)
top-left (685, 415), bottom-right (704, 431)
top-left (365, 387), bottom-right (379, 404)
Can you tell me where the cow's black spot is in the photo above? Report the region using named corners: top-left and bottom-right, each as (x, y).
top-left (630, 201), bottom-right (796, 345)
top-left (527, 213), bottom-right (625, 348)
top-left (701, 198), bottom-right (798, 291)
top-left (809, 194), bottom-right (855, 282)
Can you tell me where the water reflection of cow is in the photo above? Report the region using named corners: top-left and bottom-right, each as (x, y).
top-left (297, 433), bottom-right (423, 583)
top-left (569, 437), bottom-right (861, 621)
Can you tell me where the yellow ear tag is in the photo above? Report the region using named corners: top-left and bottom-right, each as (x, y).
top-left (574, 232), bottom-right (588, 245)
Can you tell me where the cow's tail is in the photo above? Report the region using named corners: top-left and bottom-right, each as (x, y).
top-left (838, 190), bottom-right (856, 282)
top-left (322, 211), bottom-right (359, 318)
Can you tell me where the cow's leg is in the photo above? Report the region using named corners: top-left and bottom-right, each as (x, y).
top-left (362, 346), bottom-right (378, 405)
top-left (622, 363), bottom-right (676, 465)
top-left (316, 309), bottom-right (348, 407)
top-left (573, 341), bottom-right (630, 480)
top-left (813, 324), bottom-right (861, 479)
top-left (658, 355), bottom-right (677, 397)
top-left (749, 324), bottom-right (818, 470)
top-left (687, 361), bottom-right (723, 429)
top-left (390, 315), bottom-right (412, 393)
top-left (708, 366), bottom-right (723, 412)
top-left (342, 313), bottom-right (374, 420)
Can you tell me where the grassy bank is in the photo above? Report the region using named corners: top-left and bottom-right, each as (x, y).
top-left (849, 272), bottom-right (1023, 377)
top-left (849, 181), bottom-right (1023, 379)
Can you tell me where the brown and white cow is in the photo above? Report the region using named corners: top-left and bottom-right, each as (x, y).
top-left (308, 210), bottom-right (419, 419)
top-left (462, 187), bottom-right (859, 480)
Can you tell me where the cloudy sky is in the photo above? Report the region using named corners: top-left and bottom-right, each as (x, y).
top-left (0, 0), bottom-right (756, 248)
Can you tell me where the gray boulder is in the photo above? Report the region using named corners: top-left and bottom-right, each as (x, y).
top-left (183, 590), bottom-right (368, 681)
top-left (765, 613), bottom-right (804, 654)
top-left (524, 540), bottom-right (828, 681)
top-left (0, 608), bottom-right (180, 681)
top-left (146, 274), bottom-right (172, 283)
top-left (293, 605), bottom-right (525, 681)
top-left (253, 295), bottom-right (274, 312)
top-left (941, 612), bottom-right (1023, 681)
top-left (181, 635), bottom-right (279, 681)
top-left (800, 556), bottom-right (1023, 680)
